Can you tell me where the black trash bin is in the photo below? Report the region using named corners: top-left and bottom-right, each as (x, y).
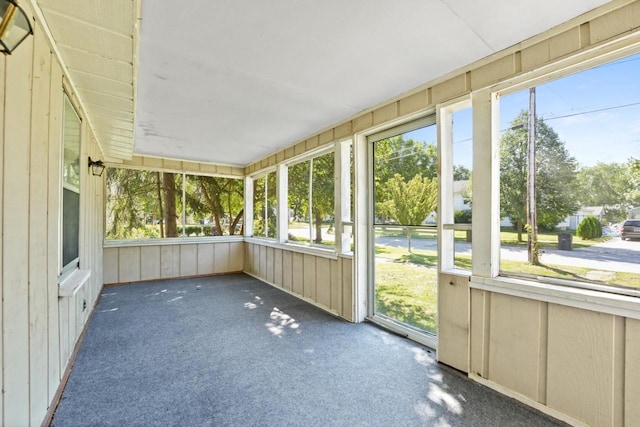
top-left (557, 233), bottom-right (573, 250)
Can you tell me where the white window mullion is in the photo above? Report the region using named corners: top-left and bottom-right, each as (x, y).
top-left (308, 158), bottom-right (314, 243)
top-left (277, 164), bottom-right (288, 243)
top-left (244, 177), bottom-right (254, 237)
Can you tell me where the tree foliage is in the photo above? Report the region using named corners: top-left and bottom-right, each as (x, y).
top-left (576, 162), bottom-right (635, 223)
top-left (106, 168), bottom-right (244, 239)
top-left (374, 135), bottom-right (437, 207)
top-left (377, 174), bottom-right (438, 252)
top-left (500, 111), bottom-right (579, 240)
top-left (287, 152), bottom-right (335, 243)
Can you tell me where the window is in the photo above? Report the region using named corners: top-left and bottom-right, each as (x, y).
top-left (440, 101), bottom-right (473, 272)
top-left (252, 171), bottom-right (276, 238)
top-left (106, 168), bottom-right (244, 239)
top-left (61, 96), bottom-right (81, 274)
top-left (498, 51), bottom-right (640, 293)
top-left (287, 150), bottom-right (335, 247)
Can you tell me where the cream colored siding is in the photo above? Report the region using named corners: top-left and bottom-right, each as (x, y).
top-left (103, 241), bottom-right (244, 284)
top-left (244, 242), bottom-right (353, 321)
top-left (1, 9), bottom-right (105, 425)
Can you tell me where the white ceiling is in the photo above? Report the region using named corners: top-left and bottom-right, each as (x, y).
top-left (39, 0), bottom-right (613, 166)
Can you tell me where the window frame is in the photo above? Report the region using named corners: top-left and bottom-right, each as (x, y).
top-left (482, 44), bottom-right (640, 303)
top-left (60, 94), bottom-right (82, 278)
top-left (284, 145), bottom-right (336, 249)
top-left (104, 165), bottom-right (246, 244)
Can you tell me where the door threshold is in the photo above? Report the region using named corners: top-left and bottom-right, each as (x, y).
top-left (367, 315), bottom-right (437, 350)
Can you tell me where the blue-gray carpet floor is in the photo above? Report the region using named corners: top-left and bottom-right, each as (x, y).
top-left (52, 273), bottom-right (563, 427)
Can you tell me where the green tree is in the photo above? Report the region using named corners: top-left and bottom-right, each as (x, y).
top-left (500, 111), bottom-right (579, 240)
top-left (185, 176), bottom-right (244, 235)
top-left (576, 162), bottom-right (632, 223)
top-left (453, 165), bottom-right (471, 181)
top-left (287, 153), bottom-right (335, 243)
top-left (374, 135), bottom-right (437, 206)
top-left (377, 174), bottom-right (438, 252)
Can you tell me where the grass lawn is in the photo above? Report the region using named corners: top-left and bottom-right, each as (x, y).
top-left (373, 243), bottom-right (638, 334)
top-left (376, 226), bottom-right (611, 249)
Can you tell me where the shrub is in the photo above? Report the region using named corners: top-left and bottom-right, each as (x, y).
top-left (454, 209), bottom-right (472, 224)
top-left (576, 216), bottom-right (602, 239)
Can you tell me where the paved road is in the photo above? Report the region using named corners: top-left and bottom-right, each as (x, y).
top-left (375, 235), bottom-right (640, 274)
top-left (289, 227), bottom-right (640, 274)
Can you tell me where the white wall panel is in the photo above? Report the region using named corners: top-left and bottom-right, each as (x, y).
top-left (140, 246), bottom-right (161, 281)
top-left (2, 30), bottom-right (34, 427)
top-left (180, 244), bottom-right (197, 277)
top-left (197, 244), bottom-right (215, 275)
top-left (29, 30), bottom-right (53, 425)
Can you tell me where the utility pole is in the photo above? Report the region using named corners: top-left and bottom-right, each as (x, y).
top-left (527, 87), bottom-right (539, 264)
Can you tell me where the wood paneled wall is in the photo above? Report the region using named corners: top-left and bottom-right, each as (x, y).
top-left (244, 242), bottom-right (353, 321)
top-left (470, 290), bottom-right (640, 427)
top-left (103, 241), bottom-right (244, 284)
top-left (1, 12), bottom-right (105, 426)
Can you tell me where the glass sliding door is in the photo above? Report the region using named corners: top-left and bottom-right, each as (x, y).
top-left (369, 116), bottom-right (439, 345)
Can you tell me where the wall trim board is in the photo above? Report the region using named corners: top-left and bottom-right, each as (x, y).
top-left (470, 276), bottom-right (640, 320)
top-left (104, 236), bottom-right (244, 248)
top-left (244, 238), bottom-right (339, 260)
top-left (243, 271), bottom-right (346, 321)
top-left (41, 284), bottom-right (104, 427)
top-left (469, 374), bottom-right (588, 427)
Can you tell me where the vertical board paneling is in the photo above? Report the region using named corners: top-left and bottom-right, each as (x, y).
top-left (266, 247), bottom-right (274, 283)
top-left (2, 33), bottom-right (33, 427)
top-left (315, 257), bottom-right (331, 309)
top-left (180, 244), bottom-right (197, 276)
top-left (197, 243), bottom-right (214, 275)
top-left (437, 273), bottom-right (469, 373)
top-left (252, 244), bottom-right (259, 275)
top-left (273, 248), bottom-right (283, 287)
top-left (341, 257), bottom-right (352, 321)
top-left (103, 247), bottom-right (119, 284)
top-left (282, 250), bottom-right (292, 291)
top-left (58, 297), bottom-right (69, 374)
top-left (214, 242), bottom-right (230, 274)
top-left (330, 259), bottom-right (340, 314)
top-left (469, 289), bottom-right (487, 377)
top-left (0, 48), bottom-right (4, 427)
top-left (47, 59), bottom-right (63, 404)
top-left (29, 30), bottom-right (52, 424)
top-left (292, 252), bottom-right (303, 295)
top-left (118, 246), bottom-right (141, 282)
top-left (547, 304), bottom-right (614, 427)
top-left (229, 242), bottom-right (243, 271)
top-left (259, 245), bottom-right (267, 278)
top-left (160, 246), bottom-right (179, 278)
top-left (626, 318), bottom-right (640, 426)
top-left (244, 243), bottom-right (253, 273)
top-left (303, 255), bottom-right (316, 300)
top-left (488, 294), bottom-right (540, 399)
top-left (140, 246), bottom-right (161, 280)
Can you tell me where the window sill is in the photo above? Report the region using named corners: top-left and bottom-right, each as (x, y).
top-left (245, 237), bottom-right (339, 260)
top-left (104, 235), bottom-right (244, 248)
top-left (470, 275), bottom-right (640, 320)
top-left (59, 269), bottom-right (91, 297)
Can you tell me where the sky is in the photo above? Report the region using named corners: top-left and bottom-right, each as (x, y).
top-left (401, 51), bottom-right (640, 171)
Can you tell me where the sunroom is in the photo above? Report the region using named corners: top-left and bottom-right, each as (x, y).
top-left (2, 0), bottom-right (640, 426)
